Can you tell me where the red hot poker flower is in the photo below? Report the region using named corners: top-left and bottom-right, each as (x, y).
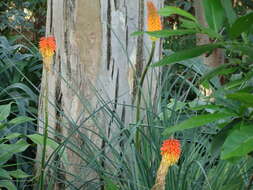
top-left (147, 1), bottom-right (162, 41)
top-left (161, 139), bottom-right (181, 166)
top-left (151, 139), bottom-right (181, 190)
top-left (39, 36), bottom-right (56, 71)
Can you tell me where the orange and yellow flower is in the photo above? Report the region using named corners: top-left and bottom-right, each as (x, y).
top-left (39, 36), bottom-right (56, 71)
top-left (151, 139), bottom-right (181, 190)
top-left (147, 1), bottom-right (162, 41)
top-left (161, 139), bottom-right (181, 166)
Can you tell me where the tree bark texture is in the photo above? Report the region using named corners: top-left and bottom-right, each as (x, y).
top-left (194, 0), bottom-right (224, 68)
top-left (38, 0), bottom-right (163, 189)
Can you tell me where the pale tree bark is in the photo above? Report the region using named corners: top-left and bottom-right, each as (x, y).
top-left (37, 0), bottom-right (163, 189)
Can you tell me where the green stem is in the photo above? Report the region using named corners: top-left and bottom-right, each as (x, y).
top-left (135, 41), bottom-right (156, 150)
top-left (39, 71), bottom-right (49, 190)
top-left (247, 173), bottom-right (253, 190)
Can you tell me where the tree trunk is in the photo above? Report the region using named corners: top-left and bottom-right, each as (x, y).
top-left (194, 0), bottom-right (224, 68)
top-left (37, 0), bottom-right (163, 189)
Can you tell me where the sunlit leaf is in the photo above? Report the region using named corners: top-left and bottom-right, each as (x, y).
top-left (131, 29), bottom-right (197, 38)
top-left (203, 0), bottom-right (225, 32)
top-left (152, 43), bottom-right (221, 67)
top-left (163, 112), bottom-right (235, 136)
top-left (159, 6), bottom-right (197, 22)
top-left (146, 29), bottom-right (197, 37)
top-left (131, 31), bottom-right (144, 36)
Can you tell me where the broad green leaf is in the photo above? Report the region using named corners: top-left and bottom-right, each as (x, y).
top-left (180, 18), bottom-right (199, 29)
top-left (152, 43), bottom-right (221, 67)
top-left (163, 112), bottom-right (234, 136)
top-left (0, 168), bottom-right (11, 179)
top-left (199, 63), bottom-right (237, 84)
top-left (229, 12), bottom-right (253, 39)
top-left (211, 120), bottom-right (241, 155)
top-left (132, 28), bottom-right (222, 40)
top-left (28, 134), bottom-right (57, 149)
top-left (190, 104), bottom-right (222, 111)
top-left (0, 139), bottom-right (29, 165)
top-left (0, 180), bottom-right (16, 190)
top-left (146, 29), bottom-right (197, 38)
top-left (203, 0), bottom-right (225, 32)
top-left (5, 133), bottom-right (22, 140)
top-left (9, 116), bottom-right (34, 125)
top-left (9, 169), bottom-right (30, 178)
top-left (160, 100), bottom-right (186, 118)
top-left (228, 45), bottom-right (253, 58)
top-left (221, 124), bottom-right (253, 160)
top-left (199, 26), bottom-right (222, 39)
top-left (0, 123), bottom-right (6, 130)
top-left (159, 6), bottom-right (197, 22)
top-left (131, 31), bottom-right (144, 36)
top-left (221, 0), bottom-right (237, 25)
top-left (28, 134), bottom-right (68, 164)
top-left (224, 71), bottom-right (253, 90)
top-left (0, 103), bottom-right (12, 121)
top-left (131, 29), bottom-right (197, 38)
top-left (226, 92), bottom-right (253, 106)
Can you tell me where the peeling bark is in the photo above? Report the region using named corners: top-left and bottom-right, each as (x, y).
top-left (38, 0), bottom-right (163, 189)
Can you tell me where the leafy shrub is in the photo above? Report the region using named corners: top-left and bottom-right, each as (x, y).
top-left (138, 1), bottom-right (253, 163)
top-left (0, 103), bottom-right (33, 190)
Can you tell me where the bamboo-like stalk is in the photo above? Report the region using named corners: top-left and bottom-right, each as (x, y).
top-left (39, 70), bottom-right (49, 190)
top-left (135, 41), bottom-right (156, 150)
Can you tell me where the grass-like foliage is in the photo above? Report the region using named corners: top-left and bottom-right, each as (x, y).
top-left (1, 0), bottom-right (253, 190)
top-left (33, 61), bottom-right (252, 189)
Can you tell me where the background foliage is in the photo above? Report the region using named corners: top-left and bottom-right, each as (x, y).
top-left (0, 0), bottom-right (253, 190)
top-left (0, 0), bottom-right (46, 189)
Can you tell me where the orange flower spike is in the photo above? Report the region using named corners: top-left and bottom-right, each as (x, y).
top-left (39, 37), bottom-right (56, 71)
top-left (147, 1), bottom-right (162, 41)
top-left (161, 139), bottom-right (181, 166)
top-left (151, 139), bottom-right (181, 190)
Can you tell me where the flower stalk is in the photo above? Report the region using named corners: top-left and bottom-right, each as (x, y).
top-left (151, 139), bottom-right (181, 190)
top-left (38, 36), bottom-right (56, 190)
top-left (135, 41), bottom-right (155, 150)
top-left (135, 1), bottom-right (162, 151)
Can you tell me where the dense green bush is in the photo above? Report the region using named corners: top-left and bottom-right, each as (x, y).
top-left (138, 0), bottom-right (253, 167)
